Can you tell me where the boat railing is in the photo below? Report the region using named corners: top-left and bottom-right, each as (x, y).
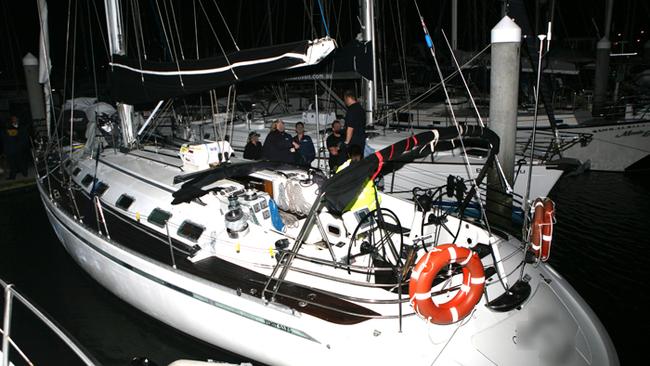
top-left (517, 129), bottom-right (591, 161)
top-left (1, 278), bottom-right (98, 366)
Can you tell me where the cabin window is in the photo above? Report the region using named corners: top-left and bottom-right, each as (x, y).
top-left (116, 194), bottom-right (134, 210)
top-left (148, 208), bottom-right (172, 228)
top-left (72, 167), bottom-right (81, 176)
top-left (81, 174), bottom-right (95, 187)
top-left (177, 221), bottom-right (205, 242)
top-left (94, 182), bottom-right (109, 196)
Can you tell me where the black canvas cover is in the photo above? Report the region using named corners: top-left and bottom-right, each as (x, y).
top-left (110, 40), bottom-right (318, 104)
top-left (171, 161), bottom-right (325, 205)
top-left (321, 126), bottom-right (500, 215)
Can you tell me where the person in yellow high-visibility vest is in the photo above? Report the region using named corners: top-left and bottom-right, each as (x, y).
top-left (335, 144), bottom-right (380, 212)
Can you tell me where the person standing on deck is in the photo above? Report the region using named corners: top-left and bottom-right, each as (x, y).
top-left (243, 131), bottom-right (262, 160)
top-left (293, 121), bottom-right (315, 166)
top-left (326, 120), bottom-right (345, 173)
top-left (262, 119), bottom-right (296, 164)
top-left (342, 90), bottom-right (367, 154)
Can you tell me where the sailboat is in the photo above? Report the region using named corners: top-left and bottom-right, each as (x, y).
top-left (33, 1), bottom-right (618, 365)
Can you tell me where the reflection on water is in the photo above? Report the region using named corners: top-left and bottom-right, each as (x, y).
top-left (1, 171), bottom-right (647, 365)
top-left (548, 171), bottom-right (650, 366)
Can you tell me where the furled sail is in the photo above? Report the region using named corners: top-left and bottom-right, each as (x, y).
top-left (109, 38), bottom-right (336, 104)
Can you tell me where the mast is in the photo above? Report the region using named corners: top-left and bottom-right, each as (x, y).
top-left (104, 0), bottom-right (136, 148)
top-left (360, 0), bottom-right (376, 125)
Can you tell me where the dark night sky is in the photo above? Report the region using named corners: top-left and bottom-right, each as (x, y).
top-left (1, 0), bottom-right (648, 88)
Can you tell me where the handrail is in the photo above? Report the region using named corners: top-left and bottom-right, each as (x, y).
top-left (0, 278), bottom-right (99, 366)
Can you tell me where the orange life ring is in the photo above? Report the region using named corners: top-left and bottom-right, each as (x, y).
top-left (530, 198), bottom-right (555, 262)
top-left (408, 244), bottom-right (485, 325)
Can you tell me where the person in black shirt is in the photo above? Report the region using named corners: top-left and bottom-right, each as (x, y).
top-left (262, 119), bottom-right (297, 163)
top-left (243, 131), bottom-right (262, 160)
top-left (342, 90), bottom-right (367, 152)
top-left (326, 120), bottom-right (345, 173)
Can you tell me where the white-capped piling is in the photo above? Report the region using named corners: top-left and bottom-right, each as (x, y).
top-left (22, 53), bottom-right (46, 131)
top-left (593, 38), bottom-right (611, 116)
top-left (486, 16), bottom-right (521, 227)
top-left (593, 0), bottom-right (614, 116)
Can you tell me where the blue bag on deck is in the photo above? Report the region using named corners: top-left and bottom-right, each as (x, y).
top-left (268, 198), bottom-right (285, 232)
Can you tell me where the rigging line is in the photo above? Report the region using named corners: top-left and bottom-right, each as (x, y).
top-left (334, 0), bottom-right (343, 43)
top-left (522, 36), bottom-right (546, 240)
top-left (302, 0), bottom-right (317, 41)
top-left (440, 29), bottom-right (512, 194)
top-left (69, 0), bottom-right (79, 154)
top-left (193, 0), bottom-right (199, 59)
top-left (86, 0), bottom-right (98, 98)
top-left (316, 0), bottom-right (330, 36)
top-left (197, 0), bottom-right (239, 80)
top-left (90, 0), bottom-right (109, 57)
top-left (373, 44), bottom-right (491, 125)
top-left (133, 0), bottom-right (147, 60)
top-left (412, 0), bottom-right (502, 273)
top-left (211, 0), bottom-right (240, 51)
top-left (130, 0), bottom-right (145, 84)
top-left (153, 0), bottom-right (181, 86)
top-left (158, 0), bottom-right (184, 86)
top-left (394, 1), bottom-right (412, 120)
top-left (1, 1), bottom-right (18, 81)
top-left (168, 0), bottom-right (185, 60)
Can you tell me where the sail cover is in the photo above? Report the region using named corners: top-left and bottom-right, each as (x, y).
top-left (109, 38), bottom-right (336, 104)
top-left (321, 126), bottom-right (500, 214)
top-left (171, 161), bottom-right (326, 205)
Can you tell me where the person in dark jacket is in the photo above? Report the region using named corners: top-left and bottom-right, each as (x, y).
top-left (326, 119), bottom-right (345, 173)
top-left (1, 114), bottom-right (30, 179)
top-left (342, 90), bottom-right (367, 153)
top-left (243, 131), bottom-right (262, 160)
top-left (262, 119), bottom-right (297, 163)
top-left (293, 121), bottom-right (315, 166)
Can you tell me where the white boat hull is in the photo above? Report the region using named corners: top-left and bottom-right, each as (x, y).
top-left (552, 121), bottom-right (650, 172)
top-left (39, 177), bottom-right (619, 366)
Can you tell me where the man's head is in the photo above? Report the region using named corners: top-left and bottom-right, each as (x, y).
top-left (348, 144), bottom-right (363, 162)
top-left (343, 90), bottom-right (357, 107)
top-left (331, 120), bottom-right (341, 133)
top-left (272, 119), bottom-right (285, 132)
top-left (8, 115), bottom-right (18, 127)
top-left (295, 121), bottom-right (305, 135)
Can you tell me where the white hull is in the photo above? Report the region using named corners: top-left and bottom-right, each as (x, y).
top-left (538, 121), bottom-right (650, 172)
top-left (38, 174), bottom-right (617, 365)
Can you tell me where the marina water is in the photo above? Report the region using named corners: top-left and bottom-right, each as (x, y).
top-left (0, 171), bottom-right (647, 365)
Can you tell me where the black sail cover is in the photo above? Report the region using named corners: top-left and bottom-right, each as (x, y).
top-left (321, 126), bottom-right (500, 215)
top-left (109, 39), bottom-right (335, 104)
